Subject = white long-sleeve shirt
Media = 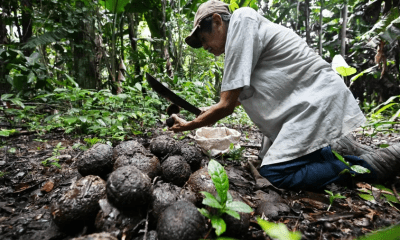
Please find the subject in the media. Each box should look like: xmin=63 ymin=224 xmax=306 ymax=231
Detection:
xmin=221 ymin=7 xmax=365 ymax=166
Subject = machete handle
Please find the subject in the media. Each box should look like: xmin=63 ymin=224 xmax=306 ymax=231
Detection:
xmin=166 ymin=117 xmax=175 ymax=128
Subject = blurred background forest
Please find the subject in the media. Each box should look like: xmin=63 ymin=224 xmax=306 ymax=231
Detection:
xmin=1 ymin=0 xmax=400 ymax=141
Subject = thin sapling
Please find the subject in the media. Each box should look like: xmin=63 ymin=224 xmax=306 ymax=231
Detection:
xmin=198 ymin=159 xmax=253 ymax=236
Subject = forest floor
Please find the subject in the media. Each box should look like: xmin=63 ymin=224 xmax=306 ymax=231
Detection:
xmin=0 ymin=124 xmax=400 ymax=240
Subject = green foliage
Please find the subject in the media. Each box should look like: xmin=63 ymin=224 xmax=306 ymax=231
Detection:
xmin=361 ymin=8 xmax=400 ymax=42
xmin=41 ymin=156 xmax=61 ymax=169
xmin=100 ymin=0 xmax=131 ymax=13
xmin=357 ymin=223 xmax=400 ymax=240
xmin=198 ymin=159 xmax=253 ymax=236
xmin=325 ymin=190 xmax=346 ymax=211
xmin=0 ymin=129 xmax=18 ymax=137
xmin=1 ymin=84 xmax=163 ymax=141
xmin=332 ymin=150 xmax=371 ymax=176
xmin=23 ymin=29 xmax=67 ymax=49
xmin=41 ymin=142 xmax=65 ymax=169
xmin=8 ymin=148 xmax=16 ymax=154
xmin=358 ymin=184 xmax=400 ymax=205
xmin=223 ymin=143 xmax=245 ymax=161
xmin=0 ymin=49 xmax=52 ymax=94
xmin=52 ymin=142 xmax=66 ymax=156
xmin=84 ymin=137 xmax=106 ymax=147
xmin=257 ymin=216 xmax=302 ymax=240
xmin=0 ymin=172 xmax=9 ymax=178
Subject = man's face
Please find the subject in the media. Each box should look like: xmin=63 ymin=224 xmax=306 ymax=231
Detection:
xmin=197 ymin=14 xmax=227 ymax=56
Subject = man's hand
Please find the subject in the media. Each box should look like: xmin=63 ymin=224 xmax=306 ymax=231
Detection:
xmin=168 ymin=88 xmax=242 ymax=133
xmin=168 ymin=114 xmax=188 ymax=132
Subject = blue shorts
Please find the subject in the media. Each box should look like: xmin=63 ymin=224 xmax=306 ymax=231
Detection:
xmin=259 ymin=146 xmax=377 ymax=191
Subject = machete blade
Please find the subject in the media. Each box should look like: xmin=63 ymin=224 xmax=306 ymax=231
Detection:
xmin=146 ymin=73 xmax=201 ymax=116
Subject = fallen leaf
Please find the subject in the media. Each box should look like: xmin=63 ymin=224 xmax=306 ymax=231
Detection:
xmin=41 ymin=180 xmax=54 ymax=193
xmin=365 ymin=209 xmax=376 ymax=221
xmin=341 ymin=228 xmax=351 ymax=233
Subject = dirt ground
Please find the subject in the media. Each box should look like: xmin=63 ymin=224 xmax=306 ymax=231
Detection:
xmin=0 ymin=125 xmax=400 ymax=240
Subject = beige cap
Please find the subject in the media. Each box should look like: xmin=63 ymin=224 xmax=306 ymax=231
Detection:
xmin=185 ymin=0 xmax=230 ymax=48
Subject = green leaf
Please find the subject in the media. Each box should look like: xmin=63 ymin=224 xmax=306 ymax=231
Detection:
xmin=27 ymin=72 xmax=36 ymax=83
xmin=135 ymin=82 xmax=142 ymax=92
xmin=211 ymin=216 xmax=226 ymax=236
xmin=325 ymin=190 xmax=333 ymax=196
xmin=64 ymin=117 xmax=78 ymax=124
xmin=380 ymin=17 xmax=400 ymax=44
xmin=361 ymin=8 xmax=400 ymax=41
xmin=373 ymin=184 xmax=394 ymax=193
xmin=208 ymin=160 xmax=229 ymax=204
xmin=357 ymin=224 xmax=400 ymax=240
xmin=1 ymin=94 xmax=13 ymax=101
xmin=383 ymin=194 xmax=400 ymax=204
xmin=23 ymin=29 xmax=67 ymax=49
xmin=97 ymin=119 xmax=107 ymax=127
xmin=100 ymin=0 xmax=131 ymax=13
xmin=332 ymin=55 xmax=357 ymax=77
xmin=223 ymin=209 xmax=240 ymax=220
xmin=350 ymin=165 xmax=371 ymax=174
xmin=11 ymin=99 xmax=25 ymax=109
xmin=0 ymin=130 xmax=10 ymax=137
xmin=65 ymin=74 xmax=79 ymax=88
xmin=227 ymin=192 xmax=233 ymax=202
xmin=202 ymin=196 xmax=223 ymax=209
xmin=79 ymin=116 xmax=89 ymax=123
xmin=336 ymin=66 xmax=357 ymax=77
xmin=257 ymin=217 xmax=302 ymax=240
xmin=50 ymin=161 xmax=62 ymax=169
xmin=358 ymin=193 xmax=376 ymax=202
xmin=225 ymin=201 xmax=253 ymax=213
xmin=350 ymin=66 xmax=377 ymax=83
xmin=198 ymin=208 xmax=211 ymax=219
xmin=332 ymin=150 xmax=350 ymax=167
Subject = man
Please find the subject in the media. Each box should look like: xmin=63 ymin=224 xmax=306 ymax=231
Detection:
xmin=169 ymin=0 xmax=400 ymax=191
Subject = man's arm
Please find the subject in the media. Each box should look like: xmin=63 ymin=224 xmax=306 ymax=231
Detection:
xmin=169 ymin=88 xmax=242 ymax=132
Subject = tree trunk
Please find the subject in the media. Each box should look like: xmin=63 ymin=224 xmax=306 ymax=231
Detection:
xmin=73 ymin=2 xmax=97 ymax=89
xmin=127 ymin=13 xmax=141 ymax=84
xmin=162 ymin=0 xmax=173 ymax=77
xmin=0 ymin=1 xmax=9 ymax=44
xmin=21 ymin=0 xmax=33 ymax=56
xmin=341 ymin=2 xmax=348 ymax=57
xmin=319 ymin=0 xmax=324 ymax=56
xmin=305 ymin=0 xmax=311 ymax=45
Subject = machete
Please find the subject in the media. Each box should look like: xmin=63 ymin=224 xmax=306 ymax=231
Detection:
xmin=146 ymin=73 xmax=201 ymax=127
